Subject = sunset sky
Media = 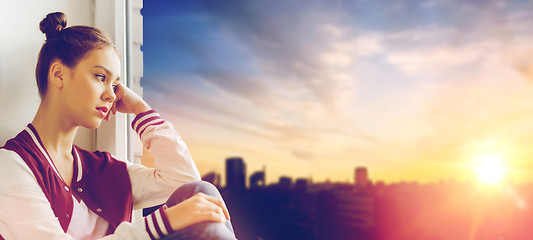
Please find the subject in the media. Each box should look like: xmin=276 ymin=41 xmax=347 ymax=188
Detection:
xmin=142 ymin=0 xmax=533 ymax=184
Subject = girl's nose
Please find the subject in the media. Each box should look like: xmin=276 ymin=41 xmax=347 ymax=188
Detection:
xmin=103 ymin=86 xmax=116 ymax=102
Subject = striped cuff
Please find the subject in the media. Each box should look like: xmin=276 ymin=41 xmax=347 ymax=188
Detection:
xmin=145 ymin=205 xmax=175 ymax=240
xmin=131 ymin=110 xmax=165 ymax=138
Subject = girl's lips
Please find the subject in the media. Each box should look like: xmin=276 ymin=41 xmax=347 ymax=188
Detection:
xmin=96 ymin=107 xmax=109 ymax=118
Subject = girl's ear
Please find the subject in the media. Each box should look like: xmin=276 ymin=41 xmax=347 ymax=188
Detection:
xmin=49 ymin=61 xmax=66 ymax=89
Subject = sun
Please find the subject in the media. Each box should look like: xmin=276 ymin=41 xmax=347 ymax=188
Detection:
xmin=474 ymin=153 xmax=506 ymax=184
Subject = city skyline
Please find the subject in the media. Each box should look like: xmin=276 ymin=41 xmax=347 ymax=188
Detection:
xmin=212 ymin=155 xmax=533 ymax=239
xmin=196 ymin=155 xmax=522 ymax=188
xmin=142 ymin=0 xmax=533 ymax=184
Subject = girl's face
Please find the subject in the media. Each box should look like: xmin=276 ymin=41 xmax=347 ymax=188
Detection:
xmin=61 ymin=47 xmax=121 ymax=129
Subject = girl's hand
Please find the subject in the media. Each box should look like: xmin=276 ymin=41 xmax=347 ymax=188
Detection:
xmin=105 ymin=82 xmax=151 ymax=120
xmin=164 ymin=193 xmax=231 ymax=231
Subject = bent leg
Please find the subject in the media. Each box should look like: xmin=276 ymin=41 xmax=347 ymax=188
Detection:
xmin=162 ymin=181 xmax=236 ymax=240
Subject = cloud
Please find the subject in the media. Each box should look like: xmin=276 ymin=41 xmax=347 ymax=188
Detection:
xmin=502 ymin=38 xmax=533 ymax=81
xmin=421 ymin=0 xmax=438 ymax=8
xmin=386 ymin=43 xmax=486 ymax=76
xmin=151 ymin=0 xmax=380 ymax=154
xmin=142 ymin=0 xmax=533 ymax=182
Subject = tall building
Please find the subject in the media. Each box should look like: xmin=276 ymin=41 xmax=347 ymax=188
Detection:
xmin=226 ymin=157 xmax=246 ymax=190
xmin=355 ymin=167 xmax=369 ymax=188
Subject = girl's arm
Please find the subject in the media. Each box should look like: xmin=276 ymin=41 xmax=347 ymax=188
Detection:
xmin=126 ymin=110 xmax=201 ymax=209
xmin=108 ymin=82 xmax=201 ymax=208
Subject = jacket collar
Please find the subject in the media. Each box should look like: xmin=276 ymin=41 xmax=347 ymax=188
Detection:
xmin=24 ymin=124 xmax=83 ymax=183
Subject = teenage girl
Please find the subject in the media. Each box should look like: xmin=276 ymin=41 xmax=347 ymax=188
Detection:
xmin=0 ymin=12 xmax=236 ymax=240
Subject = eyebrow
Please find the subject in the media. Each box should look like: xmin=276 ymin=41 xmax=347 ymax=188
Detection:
xmin=93 ymin=65 xmax=120 ymax=82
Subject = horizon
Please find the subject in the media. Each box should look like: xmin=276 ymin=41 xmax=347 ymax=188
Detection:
xmin=142 ymin=0 xmax=533 ymax=185
xmin=187 ymin=154 xmax=533 ymax=186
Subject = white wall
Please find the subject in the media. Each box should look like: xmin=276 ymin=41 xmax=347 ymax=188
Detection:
xmin=0 ymin=0 xmax=96 ymax=148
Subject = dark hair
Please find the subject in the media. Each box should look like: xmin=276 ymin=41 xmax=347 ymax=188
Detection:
xmin=35 ymin=12 xmax=114 ymax=98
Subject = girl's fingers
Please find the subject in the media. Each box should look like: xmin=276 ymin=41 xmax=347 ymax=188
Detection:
xmin=104 ymin=102 xmax=114 ymax=121
xmin=112 ymin=82 xmax=138 ymax=114
xmin=107 ymin=102 xmax=116 ymax=120
xmin=115 ymin=82 xmax=125 ymax=96
xmin=109 ymin=82 xmax=126 ymax=115
xmin=201 ymin=206 xmax=226 ymax=223
xmin=164 ymin=193 xmax=231 ymax=232
xmin=113 ymin=83 xmax=123 ymax=114
xmin=200 ymin=194 xmax=231 ymax=220
xmin=112 ymin=101 xmax=117 ymax=115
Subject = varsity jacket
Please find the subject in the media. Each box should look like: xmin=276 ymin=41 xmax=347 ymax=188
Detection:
xmin=0 ymin=110 xmax=201 ymax=239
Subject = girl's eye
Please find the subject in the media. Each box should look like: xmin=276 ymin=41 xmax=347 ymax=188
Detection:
xmin=112 ymin=84 xmax=118 ymax=92
xmin=95 ymin=74 xmax=106 ymax=82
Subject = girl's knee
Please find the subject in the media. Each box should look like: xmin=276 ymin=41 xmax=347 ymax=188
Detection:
xmin=167 ymin=181 xmax=221 ymax=206
xmin=182 ymin=181 xmax=218 ymax=194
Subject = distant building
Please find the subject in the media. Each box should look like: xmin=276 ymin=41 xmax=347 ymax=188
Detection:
xmin=334 ymin=188 xmax=374 ymax=229
xmin=355 ymin=167 xmax=369 ymax=188
xmin=295 ymin=178 xmax=309 ymax=192
xmin=316 ymin=185 xmax=375 ymax=239
xmin=278 ymin=176 xmax=293 ymax=190
xmin=374 ymin=180 xmax=386 ymax=196
xmin=226 ymin=157 xmax=246 ymax=190
xmin=250 ymin=170 xmax=265 ymax=189
xmin=202 ymin=172 xmax=221 ymax=188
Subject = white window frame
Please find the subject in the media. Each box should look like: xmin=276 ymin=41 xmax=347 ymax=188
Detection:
xmin=93 ymin=0 xmax=135 ymax=163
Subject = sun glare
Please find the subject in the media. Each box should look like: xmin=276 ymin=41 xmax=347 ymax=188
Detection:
xmin=474 ymin=153 xmax=506 ymax=184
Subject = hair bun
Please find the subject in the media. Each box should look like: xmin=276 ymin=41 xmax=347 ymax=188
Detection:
xmin=40 ymin=12 xmax=67 ymax=39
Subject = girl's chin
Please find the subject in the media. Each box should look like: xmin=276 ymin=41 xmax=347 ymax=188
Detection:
xmin=82 ymin=119 xmax=104 ymax=129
